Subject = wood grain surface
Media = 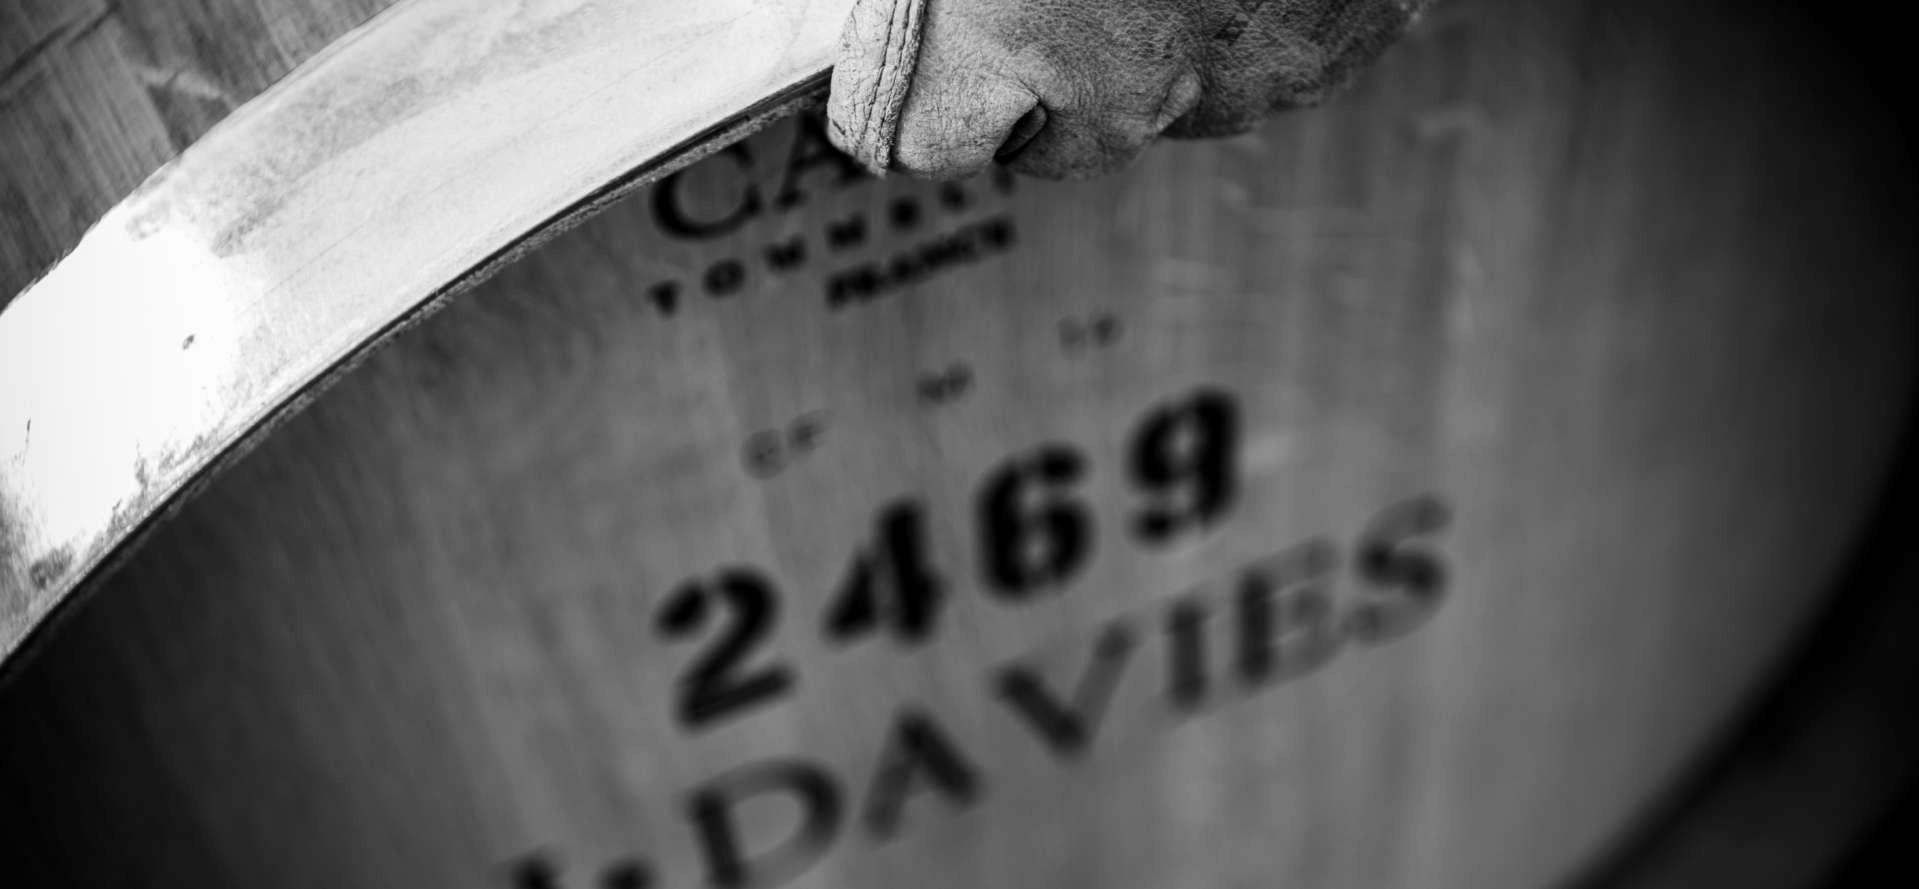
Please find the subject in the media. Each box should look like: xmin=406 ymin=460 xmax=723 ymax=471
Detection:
xmin=1 ymin=1 xmax=1916 ymax=888
xmin=0 ymin=0 xmax=853 ymax=657
xmin=1568 ymin=415 xmax=1919 ymax=889
xmin=0 ymin=0 xmax=391 ymax=302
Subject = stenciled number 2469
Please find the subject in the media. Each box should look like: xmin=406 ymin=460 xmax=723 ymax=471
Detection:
xmin=653 ymin=387 xmax=1382 ymax=732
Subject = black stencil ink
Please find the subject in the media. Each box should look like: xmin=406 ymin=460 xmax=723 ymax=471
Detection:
xmin=646 ymin=281 xmax=681 ymax=316
xmin=654 ymin=142 xmax=760 ymax=240
xmin=763 ymin=237 xmax=807 ymax=272
xmin=1058 ymin=314 xmax=1122 ymax=353
xmin=776 ymin=114 xmax=869 ymax=210
xmin=512 ymin=854 xmax=562 ymax=889
xmin=992 ymin=166 xmax=1018 ymax=194
xmin=938 ymin=181 xmax=970 ymax=211
xmin=890 ymin=197 xmax=922 ymax=231
xmin=977 ymin=444 xmax=1094 ymax=600
xmin=995 ymin=622 xmax=1138 ymax=759
xmin=704 ymin=259 xmax=745 ymax=297
xmin=916 ymin=363 xmax=974 ymax=405
xmin=825 ymin=214 xmax=868 ymax=251
xmin=743 ymin=432 xmax=785 ymax=478
xmin=509 ymin=855 xmax=653 ymax=889
xmin=1130 ymin=388 xmax=1240 ymax=544
xmin=979 ymin=216 xmax=1015 ymax=248
xmin=824 ymin=217 xmax=1017 ymax=309
xmin=824 ymin=500 xmax=947 ymax=647
xmin=1237 ymin=540 xmax=1343 ymax=687
xmin=742 ymin=414 xmax=827 ymax=480
xmin=1347 ymin=495 xmax=1452 ymax=644
xmin=862 ymin=710 xmax=983 ymax=841
xmin=601 ymin=861 xmax=654 ymax=889
xmin=1164 ymin=598 xmax=1211 ymax=710
xmin=685 ymin=760 xmax=844 ymax=889
xmin=789 ymin=414 xmax=824 ymax=451
xmin=655 ymin=568 xmax=796 ymax=730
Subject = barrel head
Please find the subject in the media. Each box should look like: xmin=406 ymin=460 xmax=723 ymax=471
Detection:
xmin=0 ymin=1 xmax=1914 ymax=888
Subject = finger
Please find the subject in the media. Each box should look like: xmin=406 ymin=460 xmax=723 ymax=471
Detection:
xmin=894 ymin=0 xmax=1203 ymax=179
xmin=1003 ymin=68 xmax=1205 ymax=180
xmin=889 ymin=51 xmax=1046 ymax=180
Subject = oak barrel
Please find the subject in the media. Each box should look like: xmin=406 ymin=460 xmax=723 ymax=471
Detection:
xmin=1 ymin=0 xmax=1915 ymax=887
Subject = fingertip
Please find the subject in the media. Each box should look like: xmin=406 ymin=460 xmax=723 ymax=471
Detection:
xmin=892 ymin=79 xmax=1045 ymax=179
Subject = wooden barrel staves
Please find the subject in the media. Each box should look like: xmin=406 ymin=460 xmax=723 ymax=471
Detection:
xmin=0 ymin=0 xmax=1914 ymax=887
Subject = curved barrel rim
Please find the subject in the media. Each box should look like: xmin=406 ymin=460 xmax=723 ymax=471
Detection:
xmin=0 ymin=0 xmax=852 ymax=671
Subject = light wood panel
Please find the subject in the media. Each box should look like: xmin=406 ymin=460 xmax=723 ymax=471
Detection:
xmin=0 ymin=0 xmax=852 ymax=658
xmin=0 ymin=0 xmax=392 ymax=302
xmin=1 ymin=1 xmax=1915 ymax=888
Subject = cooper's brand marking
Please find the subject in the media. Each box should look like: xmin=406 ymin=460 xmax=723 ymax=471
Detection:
xmin=641 ymin=115 xmax=1017 ymax=318
xmin=505 ymin=382 xmax=1452 ymax=889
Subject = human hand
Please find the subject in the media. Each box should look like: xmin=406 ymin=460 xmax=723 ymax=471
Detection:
xmin=827 ymin=0 xmax=1434 ymax=179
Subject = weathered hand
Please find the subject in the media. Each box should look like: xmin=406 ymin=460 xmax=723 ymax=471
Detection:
xmin=828 ymin=0 xmax=1434 ymax=180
